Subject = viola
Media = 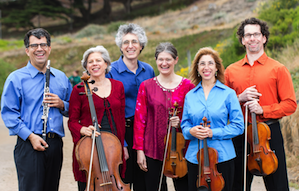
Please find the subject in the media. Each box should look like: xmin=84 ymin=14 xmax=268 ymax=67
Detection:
xmin=75 ymin=72 xmax=130 ymax=191
xmin=163 ymin=102 xmax=188 ymax=178
xmin=158 ymin=102 xmax=188 ymax=191
xmin=247 ymin=112 xmax=278 ymax=176
xmin=197 ymin=117 xmax=224 ymax=191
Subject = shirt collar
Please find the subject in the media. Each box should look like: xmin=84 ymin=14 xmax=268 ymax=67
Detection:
xmin=27 ymin=61 xmax=56 ymax=78
xmin=116 ymin=56 xmax=145 ymax=74
xmin=193 ymin=80 xmax=226 ymax=92
xmin=242 ymin=52 xmax=268 ymax=66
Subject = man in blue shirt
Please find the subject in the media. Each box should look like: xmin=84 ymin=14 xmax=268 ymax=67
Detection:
xmin=1 ymin=28 xmax=72 ymax=191
xmin=106 ymin=23 xmax=155 ymax=190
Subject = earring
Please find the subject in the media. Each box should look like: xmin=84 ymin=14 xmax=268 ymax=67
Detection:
xmin=215 ymin=71 xmax=217 ymax=77
xmin=198 ymin=72 xmax=200 ymax=77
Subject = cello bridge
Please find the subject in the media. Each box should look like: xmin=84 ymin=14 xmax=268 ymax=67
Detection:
xmin=100 ymin=182 xmax=113 ymax=187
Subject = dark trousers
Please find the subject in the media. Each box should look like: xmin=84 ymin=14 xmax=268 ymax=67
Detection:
xmin=14 ymin=135 xmax=63 ymax=191
xmin=78 ymin=181 xmax=86 ymax=191
xmin=232 ymin=122 xmax=289 ymax=191
xmin=144 ymin=156 xmax=188 ymax=191
xmin=187 ymin=158 xmax=234 ymax=191
xmin=123 ymin=123 xmax=146 ymax=191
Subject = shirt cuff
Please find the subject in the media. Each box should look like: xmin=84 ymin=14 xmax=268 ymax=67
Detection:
xmin=60 ymin=100 xmax=69 ymax=116
xmin=18 ymin=127 xmax=33 ymax=141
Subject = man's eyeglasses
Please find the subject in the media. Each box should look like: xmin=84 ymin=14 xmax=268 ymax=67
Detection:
xmin=28 ymin=43 xmax=48 ymax=50
xmin=122 ymin=40 xmax=139 ymax=47
xmin=244 ymin=32 xmax=262 ymax=40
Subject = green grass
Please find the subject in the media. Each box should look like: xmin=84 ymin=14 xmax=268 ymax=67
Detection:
xmin=0 ymin=39 xmax=23 ymax=51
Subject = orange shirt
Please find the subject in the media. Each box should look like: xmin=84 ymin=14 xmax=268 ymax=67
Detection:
xmin=225 ymin=52 xmax=297 ymax=122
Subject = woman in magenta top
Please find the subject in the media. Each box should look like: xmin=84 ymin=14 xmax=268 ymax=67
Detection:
xmin=68 ymin=46 xmax=126 ymax=191
xmin=133 ymin=42 xmax=195 ymax=191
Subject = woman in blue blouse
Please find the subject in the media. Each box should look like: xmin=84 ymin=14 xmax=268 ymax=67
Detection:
xmin=181 ymin=47 xmax=244 ymax=191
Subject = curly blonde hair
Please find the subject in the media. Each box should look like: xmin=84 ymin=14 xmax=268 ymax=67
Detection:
xmin=189 ymin=47 xmax=224 ymax=86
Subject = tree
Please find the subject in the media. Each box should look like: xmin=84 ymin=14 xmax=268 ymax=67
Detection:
xmin=0 ymin=0 xmax=70 ymax=28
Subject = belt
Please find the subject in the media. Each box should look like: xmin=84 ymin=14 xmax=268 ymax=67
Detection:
xmin=264 ymin=119 xmax=279 ymax=126
xmin=39 ymin=133 xmax=60 ymax=139
xmin=125 ymin=116 xmax=134 ymax=128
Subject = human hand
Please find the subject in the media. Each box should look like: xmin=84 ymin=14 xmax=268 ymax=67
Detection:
xmin=238 ymin=85 xmax=262 ymax=102
xmin=137 ymin=150 xmax=148 ymax=172
xmin=28 ymin=133 xmax=48 ymax=151
xmin=189 ymin=125 xmax=211 ymax=140
xmin=44 ymin=93 xmax=64 ymax=110
xmin=244 ymin=99 xmax=263 ymax=114
xmin=80 ymin=125 xmax=101 ymax=137
xmin=169 ymin=116 xmax=180 ymax=128
xmin=124 ymin=147 xmax=129 ymax=160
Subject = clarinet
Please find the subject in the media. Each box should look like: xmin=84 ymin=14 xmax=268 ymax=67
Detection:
xmin=41 ymin=60 xmax=51 ymax=141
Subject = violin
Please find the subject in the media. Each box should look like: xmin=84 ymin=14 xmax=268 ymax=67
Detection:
xmin=164 ymin=102 xmax=188 ymax=178
xmin=75 ymin=72 xmax=130 ymax=191
xmin=197 ymin=117 xmax=224 ymax=191
xmin=158 ymin=102 xmax=188 ymax=191
xmin=247 ymin=112 xmax=278 ymax=176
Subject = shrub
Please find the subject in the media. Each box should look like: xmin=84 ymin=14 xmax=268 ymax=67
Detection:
xmin=75 ymin=24 xmax=106 ymax=38
xmin=107 ymin=21 xmax=126 ymax=34
xmin=0 ymin=59 xmax=17 ymax=102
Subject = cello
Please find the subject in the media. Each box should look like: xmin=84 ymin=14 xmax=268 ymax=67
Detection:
xmin=197 ymin=117 xmax=224 ymax=191
xmin=247 ymin=112 xmax=278 ymax=176
xmin=75 ymin=72 xmax=130 ymax=191
xmin=158 ymin=102 xmax=188 ymax=191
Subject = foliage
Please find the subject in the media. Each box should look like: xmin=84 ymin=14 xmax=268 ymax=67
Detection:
xmin=0 ymin=0 xmax=70 ymax=28
xmin=107 ymin=22 xmax=126 ymax=34
xmin=74 ymin=24 xmax=107 ymax=38
xmin=258 ymin=0 xmax=299 ymax=49
xmin=0 ymin=59 xmax=17 ymax=100
xmin=52 ymin=36 xmax=73 ymax=45
xmin=176 ymin=67 xmax=189 ymax=78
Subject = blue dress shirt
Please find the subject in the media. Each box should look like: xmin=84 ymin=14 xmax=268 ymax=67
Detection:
xmin=181 ymin=80 xmax=244 ymax=164
xmin=106 ymin=56 xmax=155 ymax=118
xmin=1 ymin=61 xmax=72 ymax=140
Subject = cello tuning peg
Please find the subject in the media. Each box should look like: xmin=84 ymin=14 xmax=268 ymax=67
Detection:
xmin=89 ymin=80 xmax=95 ymax=84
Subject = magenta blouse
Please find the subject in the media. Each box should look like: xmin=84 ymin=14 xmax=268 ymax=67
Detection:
xmin=133 ymin=77 xmax=195 ymax=161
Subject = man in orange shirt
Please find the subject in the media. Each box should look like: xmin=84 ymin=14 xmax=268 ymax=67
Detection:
xmin=225 ymin=17 xmax=297 ymax=191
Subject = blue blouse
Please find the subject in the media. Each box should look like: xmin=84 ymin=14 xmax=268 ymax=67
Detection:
xmin=181 ymin=80 xmax=244 ymax=164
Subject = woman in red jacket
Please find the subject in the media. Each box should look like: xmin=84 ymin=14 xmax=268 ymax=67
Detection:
xmin=68 ymin=45 xmax=126 ymax=191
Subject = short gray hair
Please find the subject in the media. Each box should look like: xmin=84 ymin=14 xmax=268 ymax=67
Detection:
xmin=81 ymin=45 xmax=111 ymax=74
xmin=155 ymin=42 xmax=178 ymax=60
xmin=115 ymin=23 xmax=148 ymax=50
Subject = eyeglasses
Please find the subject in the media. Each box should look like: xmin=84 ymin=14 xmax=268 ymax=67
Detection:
xmin=122 ymin=40 xmax=139 ymax=47
xmin=244 ymin=32 xmax=262 ymax=40
xmin=28 ymin=43 xmax=48 ymax=50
